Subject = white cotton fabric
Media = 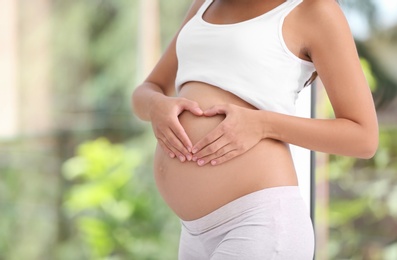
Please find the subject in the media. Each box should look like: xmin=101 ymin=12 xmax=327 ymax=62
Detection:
xmin=178 ymin=186 xmax=315 ymax=260
xmin=175 ymin=0 xmax=316 ymax=115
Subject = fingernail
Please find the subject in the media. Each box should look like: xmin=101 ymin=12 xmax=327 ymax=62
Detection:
xmin=186 ymin=154 xmax=192 ymax=161
xmin=192 ymin=148 xmax=198 ymax=154
xmin=169 ymin=153 xmax=175 ymax=158
xmin=192 ymin=156 xmax=197 ymax=162
xmin=179 ymin=155 xmax=186 ymax=162
xmin=211 ymin=160 xmax=217 ymax=166
xmin=198 ymin=159 xmax=204 ymax=166
xmin=187 ymin=147 xmax=192 ymax=153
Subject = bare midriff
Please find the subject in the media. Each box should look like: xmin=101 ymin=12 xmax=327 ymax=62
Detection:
xmin=153 ymin=82 xmax=298 ymax=221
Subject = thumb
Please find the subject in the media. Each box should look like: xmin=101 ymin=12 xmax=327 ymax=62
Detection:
xmin=182 ymin=100 xmax=203 ymax=116
xmin=204 ymin=104 xmax=228 ymax=117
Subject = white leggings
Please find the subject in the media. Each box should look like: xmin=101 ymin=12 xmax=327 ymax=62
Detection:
xmin=179 ymin=186 xmax=314 ymax=260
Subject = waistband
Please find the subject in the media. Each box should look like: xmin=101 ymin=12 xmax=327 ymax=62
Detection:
xmin=181 ymin=186 xmax=303 ymax=234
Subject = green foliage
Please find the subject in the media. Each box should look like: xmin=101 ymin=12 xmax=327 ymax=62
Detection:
xmin=53 ymin=0 xmax=141 ymax=133
xmin=361 ymin=57 xmax=378 ymax=91
xmin=158 ymin=0 xmax=191 ymax=46
xmin=0 ymin=1 xmax=395 ymax=259
xmin=63 ymin=138 xmax=140 ymax=214
xmin=62 ymin=137 xmax=179 ymax=260
xmin=49 ymin=1 xmax=189 ymax=258
xmin=328 ymin=128 xmax=397 ymax=259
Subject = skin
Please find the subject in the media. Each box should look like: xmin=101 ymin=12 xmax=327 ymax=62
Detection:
xmin=133 ymin=0 xmax=378 ymax=164
xmin=132 ymin=0 xmax=379 ymax=219
xmin=133 ymin=0 xmax=206 ymax=161
xmin=191 ymin=0 xmax=379 ymax=166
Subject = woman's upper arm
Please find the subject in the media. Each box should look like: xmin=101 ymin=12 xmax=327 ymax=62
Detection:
xmin=143 ymin=0 xmax=205 ymax=96
xmin=303 ymin=0 xmax=378 ymax=131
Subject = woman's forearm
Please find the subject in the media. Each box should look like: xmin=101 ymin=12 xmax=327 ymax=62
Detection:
xmin=132 ymin=82 xmax=204 ymax=161
xmin=132 ymin=83 xmax=166 ymax=121
xmin=262 ymin=111 xmax=378 ymax=159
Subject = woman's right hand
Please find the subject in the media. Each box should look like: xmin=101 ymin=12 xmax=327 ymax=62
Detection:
xmin=149 ymin=94 xmax=203 ymax=162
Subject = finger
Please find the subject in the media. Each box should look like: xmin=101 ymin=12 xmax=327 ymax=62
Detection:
xmin=156 ymin=129 xmax=185 ymax=161
xmin=192 ymin=125 xmax=226 ymax=155
xmin=193 ymin=135 xmax=228 ymax=163
xmin=196 ymin=143 xmax=234 ymax=166
xmin=209 ymin=149 xmax=240 ymax=166
xmin=162 ymin=135 xmax=188 ymax=162
xmin=157 ymin=133 xmax=181 ymax=158
xmin=203 ymin=104 xmax=228 ymax=117
xmin=169 ymin=121 xmax=193 ymax=153
xmin=164 ymin=127 xmax=194 ymax=162
xmin=181 ymin=100 xmax=203 ymax=116
xmin=157 ymin=138 xmax=176 ymax=159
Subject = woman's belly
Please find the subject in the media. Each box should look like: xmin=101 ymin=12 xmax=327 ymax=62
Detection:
xmin=154 ymin=82 xmax=298 ymax=220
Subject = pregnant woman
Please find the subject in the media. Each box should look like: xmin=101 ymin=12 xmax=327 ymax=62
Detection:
xmin=132 ymin=0 xmax=378 ymax=259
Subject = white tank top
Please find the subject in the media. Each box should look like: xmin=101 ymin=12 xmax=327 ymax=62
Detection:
xmin=175 ymin=0 xmax=316 ymax=115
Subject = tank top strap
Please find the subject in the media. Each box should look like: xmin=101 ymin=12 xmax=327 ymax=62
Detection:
xmin=198 ymin=0 xmax=303 ymax=23
xmin=280 ymin=0 xmax=303 ymax=18
xmin=196 ymin=0 xmax=213 ymax=17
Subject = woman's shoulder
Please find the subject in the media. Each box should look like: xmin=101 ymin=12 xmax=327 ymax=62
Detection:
xmin=297 ymin=0 xmax=347 ymax=25
xmin=299 ymin=0 xmax=341 ymax=12
xmin=294 ymin=0 xmax=351 ymax=40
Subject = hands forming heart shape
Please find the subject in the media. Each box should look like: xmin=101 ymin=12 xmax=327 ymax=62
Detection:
xmin=150 ymin=96 xmax=264 ymax=167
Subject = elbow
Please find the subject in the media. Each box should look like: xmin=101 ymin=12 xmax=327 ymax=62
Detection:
xmin=131 ymin=84 xmax=157 ymax=121
xmin=358 ymin=146 xmax=377 ymax=160
xmin=131 ymin=86 xmax=145 ymax=116
xmin=357 ymin=132 xmax=379 ymax=159
xmin=131 ymin=87 xmax=145 ymax=120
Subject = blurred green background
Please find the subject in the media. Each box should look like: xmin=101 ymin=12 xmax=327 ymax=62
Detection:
xmin=0 ymin=0 xmax=396 ymax=259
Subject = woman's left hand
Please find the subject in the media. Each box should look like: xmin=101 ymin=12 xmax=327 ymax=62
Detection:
xmin=191 ymin=104 xmax=265 ymax=166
